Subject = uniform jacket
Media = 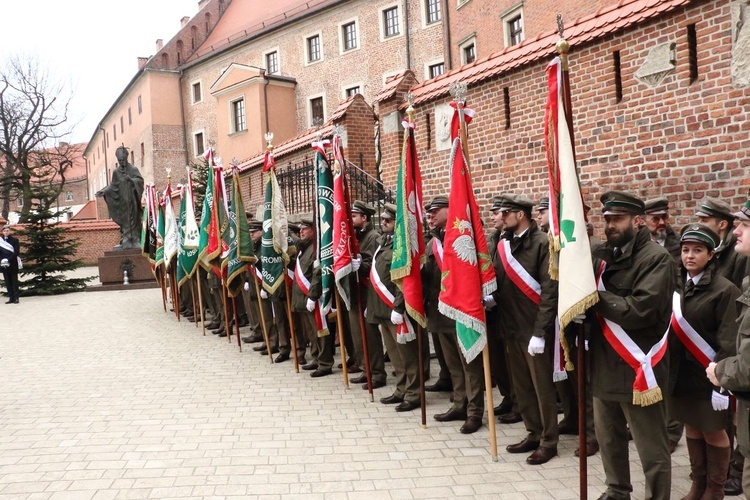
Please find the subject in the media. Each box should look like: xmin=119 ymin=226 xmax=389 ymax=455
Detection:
xmin=291 ymin=237 xmax=321 ymax=312
xmin=670 ymin=265 xmax=739 ymax=398
xmin=590 ymin=226 xmax=677 ymax=402
xmin=365 ymin=234 xmax=404 ymax=324
xmin=349 ymin=223 xmax=381 ymax=309
xmin=491 ymin=221 xmax=558 ymax=343
xmin=421 ymin=228 xmax=456 ymax=333
xmin=716 ymin=282 xmax=750 ymax=453
xmin=662 ymin=225 xmax=682 ymax=287
xmin=714 ymin=231 xmax=750 ymax=289
xmin=0 ymin=235 xmax=20 ymax=271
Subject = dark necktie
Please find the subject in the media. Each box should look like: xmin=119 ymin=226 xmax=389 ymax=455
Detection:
xmin=685 ymin=279 xmax=695 ymax=293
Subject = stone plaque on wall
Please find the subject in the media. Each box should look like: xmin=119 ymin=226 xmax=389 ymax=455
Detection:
xmin=635 ymin=42 xmax=676 ymax=87
xmin=382 ymin=111 xmax=401 ymax=135
xmin=732 ymin=1 xmax=750 ymax=87
xmin=434 ymin=103 xmax=453 ymax=152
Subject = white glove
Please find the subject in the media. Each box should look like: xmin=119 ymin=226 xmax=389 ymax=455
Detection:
xmin=572 ymin=314 xmax=586 ymax=324
xmin=483 ymin=295 xmax=496 ymax=309
xmin=0 ymin=258 xmax=8 ymax=268
xmin=527 ymin=336 xmax=545 ymax=356
xmin=306 ymin=298 xmax=316 ymax=312
xmin=260 ymin=289 xmax=268 ymax=299
xmin=711 ymin=390 xmax=729 ymax=411
xmin=352 ymin=255 xmax=362 ymax=272
xmin=244 ymin=281 xmax=250 ymax=291
xmin=391 ymin=311 xmax=404 ymax=324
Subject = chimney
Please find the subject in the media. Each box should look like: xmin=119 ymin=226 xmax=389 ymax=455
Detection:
xmin=156 ymin=39 xmax=163 ymax=52
xmin=198 ymin=0 xmax=209 ymax=10
xmin=181 ymin=16 xmax=190 ymax=28
xmin=137 ymin=57 xmax=149 ymax=69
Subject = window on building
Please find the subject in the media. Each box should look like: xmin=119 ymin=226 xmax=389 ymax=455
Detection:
xmin=113 ymin=124 xmax=117 ymax=141
xmin=428 ymin=62 xmax=445 ymax=79
xmin=462 ymin=43 xmax=476 ymax=64
xmin=192 ymin=82 xmax=202 ymax=103
xmin=140 ymin=143 xmax=145 ymax=167
xmin=265 ymin=51 xmax=279 ymax=74
xmin=345 ymin=86 xmax=360 ymax=98
xmin=383 ymin=7 xmax=400 ymax=38
xmin=310 ymin=97 xmax=324 ymax=126
xmin=128 ymin=108 xmax=132 ymax=125
xmin=232 ymin=98 xmax=246 ymax=133
xmin=138 ymin=95 xmax=142 ymax=114
xmin=342 ymin=22 xmax=357 ymax=51
xmin=65 ymin=191 xmax=74 ymax=202
xmin=507 ymin=15 xmax=524 ymax=46
xmin=120 ymin=116 xmax=124 ymax=133
xmin=194 ymin=132 xmax=205 ymax=156
xmin=307 ymin=35 xmax=321 ymax=62
xmin=426 ymin=0 xmax=442 ymax=24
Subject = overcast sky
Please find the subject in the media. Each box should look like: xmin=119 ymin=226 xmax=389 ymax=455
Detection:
xmin=0 ymin=0 xmax=198 ymax=145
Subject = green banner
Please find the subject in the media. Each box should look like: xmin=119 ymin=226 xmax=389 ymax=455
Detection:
xmin=222 ymin=172 xmax=254 ymax=297
xmin=315 ymin=149 xmax=333 ymax=312
xmin=261 ymin=170 xmax=289 ymax=295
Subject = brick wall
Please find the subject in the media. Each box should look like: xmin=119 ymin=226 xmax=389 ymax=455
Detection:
xmin=11 ymin=220 xmax=120 ymax=266
xmin=379 ymin=0 xmax=750 ymax=238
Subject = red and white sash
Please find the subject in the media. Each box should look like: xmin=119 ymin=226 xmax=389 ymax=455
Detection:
xmin=498 ymin=239 xmax=541 ymax=305
xmin=0 ymin=238 xmax=13 ymax=254
xmin=370 ymin=246 xmax=415 ymax=344
xmin=670 ymin=291 xmax=715 ymax=368
xmin=295 ymin=257 xmax=329 ymax=337
xmin=433 ymin=238 xmax=444 ymax=271
xmin=596 ymin=262 xmax=669 ymax=406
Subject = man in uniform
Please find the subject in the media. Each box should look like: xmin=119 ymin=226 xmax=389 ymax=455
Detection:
xmin=368 ymin=203 xmax=420 ymax=411
xmin=536 ymin=196 xmax=550 ymax=232
xmin=291 ymin=218 xmax=333 ymax=377
xmin=0 ymin=225 xmax=20 ymax=304
xmin=424 ymin=195 xmax=484 ymax=434
xmin=348 ymin=200 xmax=386 ymax=389
xmin=491 ymin=194 xmax=559 ymax=464
xmin=590 ymin=191 xmax=675 ymax=500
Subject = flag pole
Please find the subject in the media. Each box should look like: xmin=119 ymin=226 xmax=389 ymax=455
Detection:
xmin=253 ymin=268 xmax=274 ymax=363
xmin=417 ymin=324 xmax=427 ymax=428
xmin=452 ymin=80 xmax=498 ymax=461
xmin=171 ymin=263 xmax=181 ymax=322
xmin=221 ymin=278 xmax=231 ymax=343
xmin=190 ymin=279 xmax=199 ymax=329
xmin=285 ymin=280 xmax=301 ymax=373
xmin=334 ymin=288 xmax=350 ymax=388
xmin=355 ymin=283 xmax=374 ymax=401
xmin=159 ymin=268 xmax=167 ymax=312
xmin=196 ymin=272 xmax=206 ymax=335
xmin=232 ymin=295 xmax=242 ymax=351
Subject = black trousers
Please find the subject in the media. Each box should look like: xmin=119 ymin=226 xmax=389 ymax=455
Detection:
xmin=2 ymin=266 xmax=19 ymax=302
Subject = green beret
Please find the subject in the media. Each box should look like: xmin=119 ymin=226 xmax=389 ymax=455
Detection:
xmin=680 ymin=223 xmax=719 ymax=249
xmin=644 ymin=198 xmax=669 ymax=215
xmin=695 ymin=197 xmax=734 ymax=222
xmin=600 ymin=190 xmax=645 ymax=215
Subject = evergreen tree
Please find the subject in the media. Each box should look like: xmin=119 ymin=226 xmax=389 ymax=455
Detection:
xmin=18 ymin=172 xmax=92 ymax=295
xmin=190 ymin=157 xmax=209 ymax=219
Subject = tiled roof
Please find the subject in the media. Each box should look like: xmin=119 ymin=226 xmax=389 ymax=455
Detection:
xmin=408 ymin=0 xmax=693 ymax=107
xmin=373 ymin=70 xmax=412 ymax=104
xmin=237 ymin=95 xmax=363 ymax=171
xmin=65 ymin=220 xmax=119 ymax=232
xmin=70 ymin=200 xmax=97 ymax=220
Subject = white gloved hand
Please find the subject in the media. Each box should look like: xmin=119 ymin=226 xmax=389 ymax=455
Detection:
xmin=527 ymin=336 xmax=546 ymax=356
xmin=351 ymin=255 xmax=362 ymax=272
xmin=711 ymin=390 xmax=729 ymax=411
xmin=306 ymin=298 xmax=316 ymax=312
xmin=0 ymin=258 xmax=8 ymax=268
xmin=260 ymin=289 xmax=268 ymax=299
xmin=391 ymin=311 xmax=404 ymax=324
xmin=483 ymin=295 xmax=497 ymax=309
xmin=572 ymin=314 xmax=586 ymax=324
xmin=244 ymin=281 xmax=250 ymax=291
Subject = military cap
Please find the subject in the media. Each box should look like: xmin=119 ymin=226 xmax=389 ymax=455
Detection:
xmin=680 ymin=223 xmax=719 ymax=249
xmin=351 ymin=200 xmax=376 ymax=217
xmin=644 ymin=198 xmax=669 ymax=216
xmin=600 ymin=190 xmax=645 ymax=215
xmin=381 ymin=203 xmax=397 ymax=220
xmin=733 ymin=196 xmax=750 ymax=222
xmin=499 ymin=194 xmax=535 ymax=212
xmin=245 ymin=210 xmax=255 ymax=219
xmin=489 ymin=195 xmax=504 ymax=212
xmin=537 ymin=196 xmax=550 ymax=211
xmin=288 ymin=222 xmax=301 ymax=233
xmin=695 ymin=197 xmax=734 ymax=222
xmin=427 ymin=195 xmax=449 ymax=212
xmin=299 ymin=218 xmax=315 ymax=228
xmin=248 ymin=220 xmax=263 ymax=231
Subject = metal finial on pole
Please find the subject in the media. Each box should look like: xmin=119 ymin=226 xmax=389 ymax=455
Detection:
xmin=264 ymin=131 xmax=274 ymax=152
xmin=449 ymin=80 xmax=468 ymax=103
xmin=332 ymin=124 xmax=344 ymax=137
xmin=556 ymin=14 xmax=570 ymax=69
xmin=405 ymin=92 xmax=415 ymax=123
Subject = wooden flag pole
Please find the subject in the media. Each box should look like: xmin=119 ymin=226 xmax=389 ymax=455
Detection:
xmin=253 ymin=271 xmax=274 ymax=363
xmin=284 ymin=280 xmax=301 ymax=373
xmin=334 ymin=288 xmax=349 ymax=388
xmin=221 ymin=279 xmax=231 ymax=343
xmin=190 ymin=278 xmax=199 ymax=329
xmin=355 ymin=282 xmax=374 ymax=402
xmin=232 ymin=295 xmax=242 ymax=351
xmin=159 ymin=268 xmax=167 ymax=312
xmin=196 ymin=271 xmax=206 ymax=335
xmin=482 ymin=345 xmax=498 ymax=461
xmin=416 ymin=324 xmax=427 ymax=428
xmin=171 ymin=263 xmax=180 ymax=322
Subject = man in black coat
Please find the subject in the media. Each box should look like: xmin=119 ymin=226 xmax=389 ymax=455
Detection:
xmin=0 ymin=225 xmax=21 ymax=304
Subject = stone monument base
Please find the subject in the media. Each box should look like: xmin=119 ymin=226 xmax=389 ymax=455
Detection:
xmin=95 ymin=248 xmax=159 ymax=289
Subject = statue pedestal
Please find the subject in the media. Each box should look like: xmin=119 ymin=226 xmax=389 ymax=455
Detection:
xmin=97 ymin=248 xmax=157 ymax=286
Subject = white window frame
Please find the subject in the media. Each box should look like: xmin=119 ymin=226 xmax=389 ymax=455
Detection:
xmin=458 ymin=35 xmax=477 ymax=65
xmin=193 ymin=130 xmax=206 ymax=157
xmin=343 ymin=83 xmax=363 ymax=100
xmin=230 ymin=97 xmax=247 ymax=134
xmin=378 ymin=4 xmax=403 ymax=42
xmin=263 ymin=47 xmax=281 ymax=74
xmin=421 ymin=0 xmax=443 ymax=27
xmin=304 ymin=31 xmax=324 ymax=66
xmin=424 ymin=59 xmax=445 ymax=80
xmin=338 ymin=18 xmax=360 ymax=54
xmin=65 ymin=191 xmax=74 ymax=202
xmin=308 ymin=93 xmax=326 ymax=127
xmin=191 ymin=80 xmax=202 ymax=104
xmin=501 ymin=3 xmax=525 ymax=48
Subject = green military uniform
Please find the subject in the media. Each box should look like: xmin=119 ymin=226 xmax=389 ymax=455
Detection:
xmin=423 ymin=229 xmax=452 ymax=391
xmin=590 ymin=192 xmax=675 ymax=500
xmin=491 ymin=195 xmax=559 ymax=455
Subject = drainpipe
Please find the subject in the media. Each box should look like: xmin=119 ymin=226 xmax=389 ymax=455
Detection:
xmin=99 ymin=124 xmax=108 ymax=184
xmin=403 ymin=0 xmax=411 ymax=69
xmin=263 ymin=70 xmax=270 ymax=135
xmin=442 ymin=0 xmax=452 ymax=70
xmin=178 ymin=70 xmax=190 ymax=168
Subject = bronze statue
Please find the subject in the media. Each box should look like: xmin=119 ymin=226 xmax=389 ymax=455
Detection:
xmin=96 ymin=145 xmax=144 ymax=250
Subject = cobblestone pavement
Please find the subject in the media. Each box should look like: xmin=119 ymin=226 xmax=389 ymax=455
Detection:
xmin=0 ymin=271 xmax=699 ymax=499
